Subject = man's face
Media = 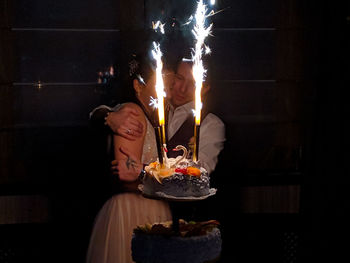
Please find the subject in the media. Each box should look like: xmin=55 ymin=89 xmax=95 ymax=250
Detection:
xmin=170 ymin=62 xmax=195 ymax=107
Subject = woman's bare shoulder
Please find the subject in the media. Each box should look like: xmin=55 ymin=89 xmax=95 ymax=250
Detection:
xmin=120 ymin=102 xmax=144 ymax=114
xmin=120 ymin=103 xmax=146 ymax=126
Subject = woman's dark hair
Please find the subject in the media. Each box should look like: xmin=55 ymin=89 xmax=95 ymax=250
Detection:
xmin=119 ymin=50 xmax=155 ymax=104
xmin=117 ymin=28 xmax=188 ymax=103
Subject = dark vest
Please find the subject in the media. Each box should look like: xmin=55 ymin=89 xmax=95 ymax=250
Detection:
xmin=166 ymin=114 xmax=195 ymax=159
xmin=165 ymin=109 xmax=208 ymax=159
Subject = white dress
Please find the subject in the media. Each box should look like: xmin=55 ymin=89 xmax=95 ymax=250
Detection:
xmin=86 ymin=118 xmax=172 ymax=263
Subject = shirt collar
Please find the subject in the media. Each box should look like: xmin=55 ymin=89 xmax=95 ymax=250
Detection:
xmin=169 ymin=101 xmax=195 ymax=113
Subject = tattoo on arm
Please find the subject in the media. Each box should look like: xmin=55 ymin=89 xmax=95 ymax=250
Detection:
xmin=126 ymin=157 xmax=138 ymax=170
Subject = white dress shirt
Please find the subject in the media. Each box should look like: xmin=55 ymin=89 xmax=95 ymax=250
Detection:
xmin=167 ymin=101 xmax=226 ymax=174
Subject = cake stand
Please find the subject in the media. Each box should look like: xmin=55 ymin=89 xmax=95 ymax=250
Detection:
xmin=138 ymin=185 xmax=217 ymax=232
xmin=135 ymin=178 xmax=221 ymax=263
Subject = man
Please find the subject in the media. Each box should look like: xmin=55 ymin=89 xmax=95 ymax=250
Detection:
xmin=165 ymin=61 xmax=224 ymax=174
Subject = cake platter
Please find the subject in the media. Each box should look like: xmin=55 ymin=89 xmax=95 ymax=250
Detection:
xmin=138 ymin=184 xmax=217 ymax=202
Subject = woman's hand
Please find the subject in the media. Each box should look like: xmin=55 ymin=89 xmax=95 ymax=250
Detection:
xmin=105 ymin=105 xmax=144 ymax=140
xmin=111 ymin=146 xmax=142 ymax=182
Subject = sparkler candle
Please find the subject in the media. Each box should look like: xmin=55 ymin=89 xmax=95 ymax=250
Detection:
xmin=151 ymin=41 xmax=167 ymax=163
xmin=191 ymin=0 xmax=213 ymax=162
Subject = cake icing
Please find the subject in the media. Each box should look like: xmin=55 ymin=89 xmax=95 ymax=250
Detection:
xmin=131 ymin=220 xmax=222 ymax=263
xmin=142 ymin=145 xmax=213 ymax=198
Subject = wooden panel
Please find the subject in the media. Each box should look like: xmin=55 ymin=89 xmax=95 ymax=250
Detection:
xmin=0 ymin=195 xmax=49 ymax=224
xmin=276 ymin=0 xmax=304 ymax=29
xmin=219 ymin=122 xmax=303 ymax=171
xmin=145 ymin=0 xmax=277 ymax=28
xmin=145 ymin=0 xmax=195 ymax=26
xmin=12 ymin=84 xmax=109 ymax=125
xmin=223 ymin=122 xmax=276 ymax=170
xmin=13 ymin=0 xmax=121 ymax=29
xmin=0 ymin=85 xmax=15 ymax=184
xmin=0 ymin=125 xmax=109 ymax=194
xmin=276 ymin=29 xmax=304 ymax=81
xmin=12 ymin=126 xmax=95 ymax=161
xmin=0 ymin=29 xmax=14 ymax=83
xmin=274 ymin=81 xmax=304 ymax=122
xmin=210 ymin=30 xmax=276 ymax=80
xmin=212 ymin=0 xmax=278 ymax=28
xmin=0 ymin=0 xmax=12 ymax=28
xmin=0 ymin=131 xmax=15 ymax=184
xmin=117 ymin=0 xmax=145 ymax=30
xmin=206 ymin=80 xmax=277 ymax=122
xmin=0 ymin=125 xmax=105 ymax=188
xmin=13 ymin=30 xmax=121 ymax=83
xmin=204 ymin=79 xmax=304 ymax=171
xmin=0 ymin=85 xmax=14 ymax=127
xmin=240 ymin=185 xmax=300 ymax=213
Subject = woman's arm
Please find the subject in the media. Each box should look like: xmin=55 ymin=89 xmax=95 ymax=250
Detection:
xmin=112 ymin=103 xmax=146 ymax=191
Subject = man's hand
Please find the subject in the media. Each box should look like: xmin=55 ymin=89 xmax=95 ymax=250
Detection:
xmin=111 ymin=146 xmax=142 ymax=182
xmin=105 ymin=105 xmax=143 ymax=140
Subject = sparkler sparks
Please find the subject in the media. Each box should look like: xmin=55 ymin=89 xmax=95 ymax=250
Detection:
xmin=204 ymin=45 xmax=211 ymax=55
xmin=150 ymin=19 xmax=168 ymax=162
xmin=152 ymin=20 xmax=165 ymax=34
xmin=189 ymin=0 xmax=215 ymax=162
xmin=151 ymin=40 xmax=166 ymax=149
xmin=149 ymin=96 xmax=158 ymax=109
xmin=191 ymin=0 xmax=213 ymax=125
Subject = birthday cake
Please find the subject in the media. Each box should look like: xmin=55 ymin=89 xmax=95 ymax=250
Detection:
xmin=140 ymin=145 xmax=216 ymax=199
xmin=131 ymin=219 xmax=222 ymax=263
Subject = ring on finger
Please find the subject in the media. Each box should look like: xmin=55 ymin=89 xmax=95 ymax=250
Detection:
xmin=126 ymin=128 xmax=132 ymax=135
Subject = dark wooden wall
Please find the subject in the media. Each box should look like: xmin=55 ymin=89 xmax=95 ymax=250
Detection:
xmin=1 ymin=0 xmax=348 ymax=262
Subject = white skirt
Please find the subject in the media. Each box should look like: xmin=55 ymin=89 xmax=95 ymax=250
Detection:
xmin=86 ymin=192 xmax=171 ymax=263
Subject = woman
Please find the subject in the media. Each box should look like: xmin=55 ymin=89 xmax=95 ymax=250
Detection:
xmin=86 ymin=53 xmax=173 ymax=263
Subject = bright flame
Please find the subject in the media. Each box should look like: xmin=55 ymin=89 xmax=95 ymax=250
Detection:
xmin=191 ymin=0 xmax=213 ymax=125
xmin=151 ymin=41 xmax=165 ymax=126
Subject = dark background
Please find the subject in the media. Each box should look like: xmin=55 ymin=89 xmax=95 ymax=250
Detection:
xmin=0 ymin=0 xmax=349 ymax=262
